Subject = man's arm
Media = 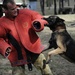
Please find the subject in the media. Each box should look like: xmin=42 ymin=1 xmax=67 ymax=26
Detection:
xmin=0 ymin=26 xmax=11 ymax=57
xmin=0 ymin=38 xmax=11 ymax=57
xmin=25 ymin=9 xmax=48 ymax=31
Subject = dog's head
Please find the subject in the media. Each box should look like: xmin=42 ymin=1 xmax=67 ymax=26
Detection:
xmin=44 ymin=16 xmax=66 ymax=31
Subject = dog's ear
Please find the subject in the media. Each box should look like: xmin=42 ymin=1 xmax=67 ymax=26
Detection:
xmin=56 ymin=17 xmax=65 ymax=23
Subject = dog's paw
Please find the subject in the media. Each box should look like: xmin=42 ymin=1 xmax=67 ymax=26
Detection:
xmin=46 ymin=59 xmax=52 ymax=64
xmin=46 ymin=55 xmax=52 ymax=64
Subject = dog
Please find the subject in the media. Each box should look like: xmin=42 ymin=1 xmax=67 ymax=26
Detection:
xmin=43 ymin=16 xmax=75 ymax=63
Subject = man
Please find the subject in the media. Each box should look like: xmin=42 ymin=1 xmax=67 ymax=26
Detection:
xmin=0 ymin=0 xmax=53 ymax=75
xmin=44 ymin=16 xmax=75 ymax=63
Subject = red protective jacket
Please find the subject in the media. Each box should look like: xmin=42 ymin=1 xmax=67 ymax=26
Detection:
xmin=0 ymin=9 xmax=48 ymax=66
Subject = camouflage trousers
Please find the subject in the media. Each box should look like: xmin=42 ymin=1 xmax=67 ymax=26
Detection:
xmin=12 ymin=53 xmax=53 ymax=75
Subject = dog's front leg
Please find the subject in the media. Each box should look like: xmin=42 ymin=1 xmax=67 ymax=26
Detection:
xmin=46 ymin=47 xmax=65 ymax=64
xmin=46 ymin=35 xmax=66 ymax=63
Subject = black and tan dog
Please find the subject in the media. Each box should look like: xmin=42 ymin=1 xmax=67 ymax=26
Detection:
xmin=44 ymin=16 xmax=75 ymax=63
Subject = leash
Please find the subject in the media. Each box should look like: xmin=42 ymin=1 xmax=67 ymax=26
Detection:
xmin=7 ymin=33 xmax=33 ymax=71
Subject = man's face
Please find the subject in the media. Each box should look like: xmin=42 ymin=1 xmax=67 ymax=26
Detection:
xmin=6 ymin=2 xmax=18 ymax=17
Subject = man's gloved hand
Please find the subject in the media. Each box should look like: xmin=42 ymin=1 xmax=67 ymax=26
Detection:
xmin=5 ymin=48 xmax=11 ymax=57
xmin=33 ymin=21 xmax=41 ymax=29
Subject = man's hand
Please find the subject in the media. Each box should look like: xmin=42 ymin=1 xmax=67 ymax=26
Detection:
xmin=5 ymin=48 xmax=11 ymax=57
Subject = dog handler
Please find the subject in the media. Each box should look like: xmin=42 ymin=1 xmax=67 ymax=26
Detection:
xmin=0 ymin=0 xmax=53 ymax=75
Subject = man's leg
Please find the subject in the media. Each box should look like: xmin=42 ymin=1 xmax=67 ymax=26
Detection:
xmin=33 ymin=53 xmax=53 ymax=75
xmin=12 ymin=65 xmax=25 ymax=75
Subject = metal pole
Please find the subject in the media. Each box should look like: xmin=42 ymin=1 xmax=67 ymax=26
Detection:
xmin=40 ymin=0 xmax=45 ymax=15
xmin=61 ymin=0 xmax=64 ymax=8
xmin=54 ymin=0 xmax=57 ymax=15
xmin=22 ymin=0 xmax=26 ymax=8
xmin=68 ymin=0 xmax=70 ymax=6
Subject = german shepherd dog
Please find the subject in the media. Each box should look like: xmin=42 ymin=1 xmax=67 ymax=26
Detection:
xmin=43 ymin=16 xmax=75 ymax=63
